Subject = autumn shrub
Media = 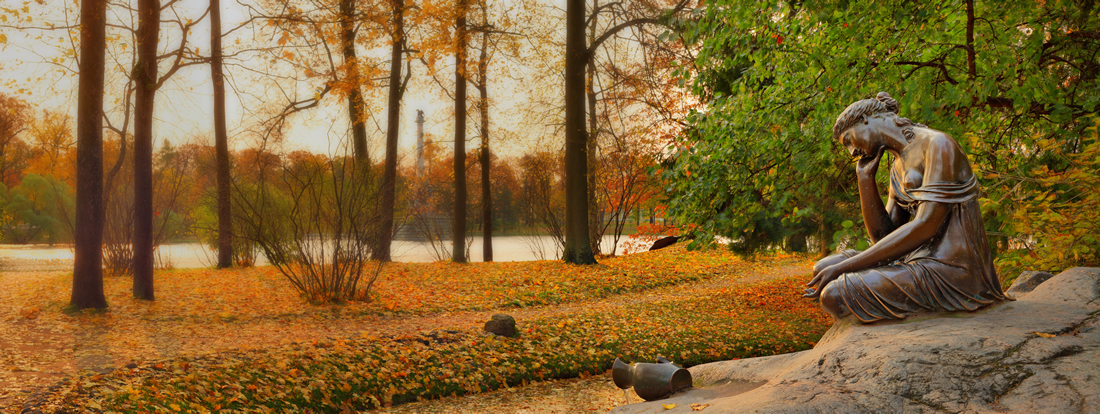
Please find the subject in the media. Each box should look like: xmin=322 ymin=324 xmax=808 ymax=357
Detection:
xmin=100 ymin=136 xmax=194 ymax=276
xmin=990 ymin=117 xmax=1100 ymax=281
xmin=405 ymin=170 xmax=466 ymax=261
xmin=56 ymin=276 xmax=828 ymax=412
xmin=234 ymin=150 xmax=383 ymax=303
xmin=194 ymin=183 xmax=277 ymax=267
xmin=517 ymin=151 xmax=567 ymax=258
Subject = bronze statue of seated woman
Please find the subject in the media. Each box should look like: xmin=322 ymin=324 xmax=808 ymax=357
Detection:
xmin=804 ymin=92 xmax=1009 ymax=323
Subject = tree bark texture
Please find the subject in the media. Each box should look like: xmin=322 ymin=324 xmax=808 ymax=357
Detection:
xmin=965 ymin=0 xmax=976 ymax=81
xmin=131 ymin=0 xmax=160 ymax=301
xmin=452 ymin=0 xmax=468 ymax=263
xmin=478 ymin=28 xmax=491 ymax=262
xmin=585 ymin=40 xmax=600 ymax=256
xmin=72 ymin=0 xmax=109 ymax=309
xmin=378 ymin=0 xmax=404 ymax=262
xmin=341 ymin=0 xmax=370 ymax=163
xmin=563 ymin=0 xmax=596 ymax=264
xmin=211 ymin=0 xmax=233 ymax=269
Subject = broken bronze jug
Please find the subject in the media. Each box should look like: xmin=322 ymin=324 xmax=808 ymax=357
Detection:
xmin=612 ymin=357 xmax=692 ymax=401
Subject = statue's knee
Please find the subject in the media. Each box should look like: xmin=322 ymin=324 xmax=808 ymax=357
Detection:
xmin=813 ymin=253 xmax=846 ymax=275
xmin=812 ymin=260 xmax=826 ymax=276
xmin=820 ymin=281 xmax=849 ymax=318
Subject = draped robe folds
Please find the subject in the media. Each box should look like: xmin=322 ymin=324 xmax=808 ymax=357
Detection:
xmin=829 ymin=161 xmax=1009 ymax=323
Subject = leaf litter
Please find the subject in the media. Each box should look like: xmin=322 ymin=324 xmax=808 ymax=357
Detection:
xmin=0 ymin=247 xmax=829 ymax=412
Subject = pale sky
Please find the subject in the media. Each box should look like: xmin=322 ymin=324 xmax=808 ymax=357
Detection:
xmin=0 ymin=0 xmax=571 ymax=162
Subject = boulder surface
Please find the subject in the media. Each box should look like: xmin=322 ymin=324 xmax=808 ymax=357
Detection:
xmin=1005 ymin=270 xmax=1057 ymax=298
xmin=614 ymin=267 xmax=1100 ymax=413
xmin=484 ymin=313 xmax=517 ymax=338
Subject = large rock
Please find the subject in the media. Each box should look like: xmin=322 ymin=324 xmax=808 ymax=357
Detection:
xmin=1005 ymin=270 xmax=1056 ymax=298
xmin=484 ymin=314 xmax=517 ymax=338
xmin=614 ymin=267 xmax=1100 ymax=413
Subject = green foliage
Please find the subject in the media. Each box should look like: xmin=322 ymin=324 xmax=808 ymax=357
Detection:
xmin=995 ymin=117 xmax=1100 ymax=279
xmin=221 ymin=179 xmax=296 ymax=267
xmin=832 ymin=219 xmax=870 ymax=251
xmin=667 ymin=0 xmax=1100 ymax=265
xmin=194 ymin=188 xmax=262 ymax=267
xmin=0 ymin=173 xmax=74 ymax=244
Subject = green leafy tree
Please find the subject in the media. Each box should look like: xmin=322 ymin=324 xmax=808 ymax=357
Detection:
xmin=667 ymin=0 xmax=1100 ymax=264
xmin=0 ymin=174 xmax=75 ymax=244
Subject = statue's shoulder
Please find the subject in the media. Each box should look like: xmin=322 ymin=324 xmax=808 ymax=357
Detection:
xmin=915 ymin=128 xmax=962 ymax=155
xmin=912 ymin=125 xmax=952 ymax=142
xmin=915 ymin=128 xmax=975 ymax=180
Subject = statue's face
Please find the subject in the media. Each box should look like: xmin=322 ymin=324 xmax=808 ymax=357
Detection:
xmin=837 ymin=120 xmax=877 ymax=160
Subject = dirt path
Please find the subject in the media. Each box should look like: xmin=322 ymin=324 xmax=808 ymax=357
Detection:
xmin=0 ymin=262 xmax=811 ymax=412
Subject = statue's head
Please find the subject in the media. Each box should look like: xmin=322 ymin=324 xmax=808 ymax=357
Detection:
xmin=832 ymin=92 xmax=922 ymax=157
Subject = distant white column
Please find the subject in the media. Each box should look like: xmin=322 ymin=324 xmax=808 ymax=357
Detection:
xmin=416 ymin=110 xmax=425 ymax=177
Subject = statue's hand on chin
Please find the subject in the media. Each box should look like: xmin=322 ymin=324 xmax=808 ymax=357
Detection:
xmin=856 ymin=146 xmax=887 ymax=179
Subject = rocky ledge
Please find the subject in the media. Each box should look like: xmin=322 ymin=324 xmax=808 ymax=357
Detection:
xmin=615 ymin=267 xmax=1100 ymax=413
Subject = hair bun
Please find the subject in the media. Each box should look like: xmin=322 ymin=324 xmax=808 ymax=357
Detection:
xmin=876 ymin=92 xmax=899 ymax=113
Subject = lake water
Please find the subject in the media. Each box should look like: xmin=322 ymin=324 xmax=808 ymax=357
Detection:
xmin=0 ymin=235 xmax=638 ymax=273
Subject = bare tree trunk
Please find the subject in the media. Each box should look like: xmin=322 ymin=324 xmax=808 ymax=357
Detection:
xmin=71 ymin=0 xmax=108 ymax=309
xmin=563 ymin=0 xmax=595 ymax=264
xmin=586 ymin=54 xmax=599 ymax=256
xmin=132 ymin=0 xmax=160 ymax=301
xmin=477 ymin=29 xmax=491 ymax=262
xmin=341 ymin=0 xmax=369 ymax=163
xmin=378 ymin=0 xmax=404 ymax=262
xmin=211 ymin=0 xmax=233 ymax=269
xmin=965 ymin=0 xmax=976 ymax=81
xmin=452 ymin=0 xmax=468 ymax=263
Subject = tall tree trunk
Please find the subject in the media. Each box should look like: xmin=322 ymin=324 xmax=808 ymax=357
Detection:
xmin=341 ymin=0 xmax=370 ymax=163
xmin=378 ymin=0 xmax=404 ymax=262
xmin=586 ymin=55 xmax=599 ymax=256
xmin=452 ymin=0 xmax=468 ymax=263
xmin=71 ymin=0 xmax=109 ymax=309
xmin=563 ymin=0 xmax=595 ymax=264
xmin=211 ymin=0 xmax=233 ymax=269
xmin=132 ymin=0 xmax=160 ymax=301
xmin=477 ymin=28 xmax=491 ymax=262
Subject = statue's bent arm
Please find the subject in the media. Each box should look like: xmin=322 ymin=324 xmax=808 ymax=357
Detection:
xmin=859 ymin=170 xmax=896 ymax=243
xmin=885 ymin=197 xmax=910 ymax=235
xmin=835 ymin=200 xmax=949 ymax=273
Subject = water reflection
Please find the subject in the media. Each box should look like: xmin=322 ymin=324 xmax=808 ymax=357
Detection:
xmin=0 ymin=236 xmax=634 ymax=273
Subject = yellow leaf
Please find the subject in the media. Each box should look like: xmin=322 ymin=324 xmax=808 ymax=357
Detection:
xmin=0 ymin=33 xmax=6 ymax=43
xmin=1033 ymin=331 xmax=1056 ymax=338
xmin=169 ymin=403 xmax=181 ymax=411
xmin=663 ymin=403 xmax=677 ymax=410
